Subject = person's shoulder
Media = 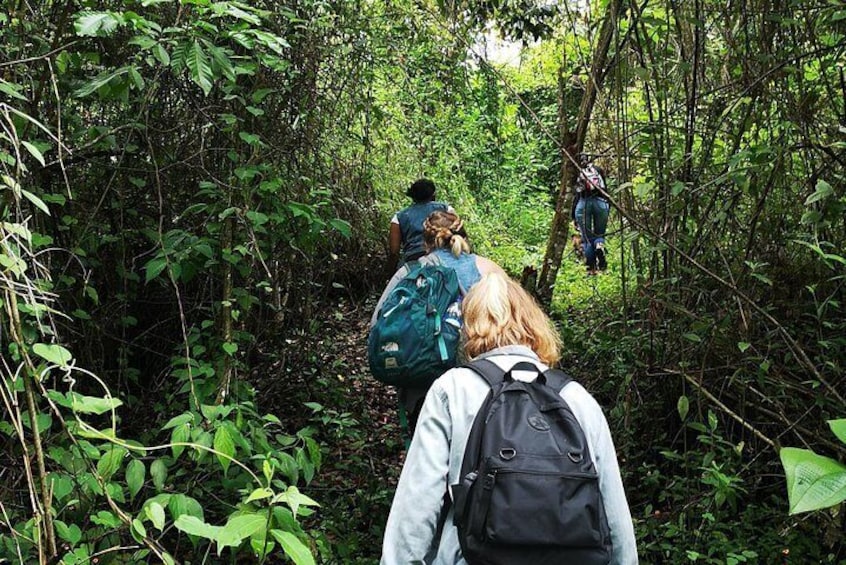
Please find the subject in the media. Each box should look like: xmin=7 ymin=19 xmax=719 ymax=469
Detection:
xmin=394 ymin=203 xmax=415 ymax=222
xmin=418 ymin=253 xmax=439 ymax=266
xmin=431 ymin=365 xmax=485 ymax=394
xmin=560 ymin=380 xmax=604 ymax=416
xmin=474 ymin=255 xmax=506 ymax=276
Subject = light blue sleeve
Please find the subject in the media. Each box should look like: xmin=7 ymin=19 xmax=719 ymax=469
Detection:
xmin=381 ymin=386 xmax=452 ymax=564
xmin=370 ymin=265 xmax=409 ymax=328
xmin=563 ymin=385 xmax=639 ymax=565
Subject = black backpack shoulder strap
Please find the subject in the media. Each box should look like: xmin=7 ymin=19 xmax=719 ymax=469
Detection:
xmin=543 ymin=368 xmax=574 ymax=393
xmin=463 ymin=358 xmax=506 ymax=388
xmin=444 ymin=358 xmax=505 ymax=522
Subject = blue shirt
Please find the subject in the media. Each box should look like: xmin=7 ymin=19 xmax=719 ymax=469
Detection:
xmin=394 ymin=201 xmax=449 ymax=260
xmin=430 ymin=249 xmax=481 ymax=291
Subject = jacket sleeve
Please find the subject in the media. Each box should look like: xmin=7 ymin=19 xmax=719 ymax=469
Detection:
xmin=381 ymin=386 xmax=452 ymax=564
xmin=563 ymin=386 xmax=638 ymax=565
xmin=370 ymin=265 xmax=409 ymax=328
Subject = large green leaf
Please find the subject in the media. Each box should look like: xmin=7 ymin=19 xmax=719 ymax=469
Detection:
xmin=216 ymin=513 xmax=267 ymax=549
xmin=75 ymin=12 xmax=124 ymax=37
xmin=245 ymin=487 xmax=273 ymax=504
xmin=146 ymin=501 xmax=166 ymax=531
xmin=54 ymin=520 xmax=82 ymax=545
xmin=22 ymin=189 xmax=50 ymax=215
xmin=131 ymin=518 xmax=147 ymax=542
xmin=46 ymin=391 xmax=122 ymax=415
xmin=21 ymin=141 xmax=46 ymax=167
xmin=171 ymin=423 xmax=190 ymax=458
xmin=150 ymin=458 xmax=168 ymax=491
xmin=216 ymin=2 xmax=263 ymax=25
xmin=829 ymin=419 xmax=846 ymax=444
xmin=204 ymin=41 xmax=236 ymax=82
xmin=186 ymin=40 xmax=214 ymax=96
xmin=97 ymin=446 xmax=127 ymax=480
xmin=272 ymin=486 xmax=319 ymax=518
xmin=141 ymin=493 xmax=172 ymax=518
xmin=270 ymin=530 xmax=315 ymax=565
xmin=162 ymin=412 xmax=193 ymax=430
xmin=49 ymin=473 xmax=74 ymax=501
xmin=174 ymin=515 xmax=220 ymax=541
xmin=144 ymin=257 xmax=167 ymax=283
xmin=168 ymin=493 xmax=204 ymax=522
xmin=677 ymin=395 xmax=689 ymax=421
xmin=804 ymin=179 xmax=834 ymax=205
xmin=780 ymin=447 xmax=846 ymax=514
xmin=126 ymin=459 xmax=145 ymax=498
xmin=214 ymin=425 xmax=235 ymax=473
xmin=74 ymin=67 xmax=132 ymax=98
xmin=0 ymin=78 xmax=27 ymax=101
xmin=33 ymin=343 xmax=72 ymax=367
xmin=329 ymin=218 xmax=351 ymax=238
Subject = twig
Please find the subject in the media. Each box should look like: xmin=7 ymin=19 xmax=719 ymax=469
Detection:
xmin=671 ymin=369 xmax=777 ymax=449
xmin=0 ymin=41 xmax=80 ymax=69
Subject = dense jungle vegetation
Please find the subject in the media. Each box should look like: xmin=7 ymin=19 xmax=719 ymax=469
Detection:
xmin=1 ymin=0 xmax=845 ymax=563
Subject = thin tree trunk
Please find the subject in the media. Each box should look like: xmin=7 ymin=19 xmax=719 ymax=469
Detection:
xmin=537 ymin=0 xmax=624 ymax=303
xmin=4 ymin=289 xmax=57 ymax=560
xmin=217 ymin=215 xmax=234 ymax=404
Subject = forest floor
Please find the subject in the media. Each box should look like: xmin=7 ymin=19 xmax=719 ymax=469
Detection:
xmin=259 ymin=293 xmax=401 ymax=562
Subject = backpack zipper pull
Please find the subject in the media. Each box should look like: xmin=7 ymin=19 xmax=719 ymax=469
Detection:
xmin=381 ymin=296 xmax=407 ymax=318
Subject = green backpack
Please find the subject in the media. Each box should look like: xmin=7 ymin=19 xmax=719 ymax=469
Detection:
xmin=368 ymin=264 xmax=462 ymax=388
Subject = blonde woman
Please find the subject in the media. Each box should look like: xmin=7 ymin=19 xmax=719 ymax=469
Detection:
xmin=371 ymin=211 xmax=505 ymax=438
xmin=381 ymin=273 xmax=638 ymax=564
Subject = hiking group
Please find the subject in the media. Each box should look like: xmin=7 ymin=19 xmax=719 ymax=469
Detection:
xmin=369 ymin=174 xmax=636 ymax=564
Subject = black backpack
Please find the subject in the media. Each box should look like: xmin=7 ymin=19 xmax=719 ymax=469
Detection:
xmin=450 ymin=359 xmax=612 ymax=565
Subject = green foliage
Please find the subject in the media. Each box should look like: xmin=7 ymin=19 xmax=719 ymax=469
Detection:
xmin=2 ymin=0 xmax=846 ymax=561
xmin=780 ymin=420 xmax=846 ymax=515
xmin=0 ymin=0 xmax=371 ymax=561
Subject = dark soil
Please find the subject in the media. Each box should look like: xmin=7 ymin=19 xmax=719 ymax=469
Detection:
xmin=256 ymin=293 xmax=401 ymax=563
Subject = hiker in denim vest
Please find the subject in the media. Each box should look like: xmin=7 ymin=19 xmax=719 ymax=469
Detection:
xmin=374 ymin=211 xmax=505 ymax=441
xmin=387 ymin=178 xmax=454 ymax=276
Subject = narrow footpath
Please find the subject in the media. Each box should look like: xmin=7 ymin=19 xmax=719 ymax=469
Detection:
xmin=279 ymin=294 xmax=402 ymax=563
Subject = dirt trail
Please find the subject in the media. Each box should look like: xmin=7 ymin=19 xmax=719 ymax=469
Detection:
xmin=289 ymin=294 xmax=402 ymax=562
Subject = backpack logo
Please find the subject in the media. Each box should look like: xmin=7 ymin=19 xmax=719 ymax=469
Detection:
xmin=527 ymin=414 xmax=550 ymax=431
xmin=450 ymin=359 xmax=612 ymax=564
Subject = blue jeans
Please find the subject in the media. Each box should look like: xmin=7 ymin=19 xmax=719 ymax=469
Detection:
xmin=575 ymin=195 xmax=610 ymax=269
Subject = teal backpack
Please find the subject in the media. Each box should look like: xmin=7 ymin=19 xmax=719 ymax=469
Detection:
xmin=368 ymin=264 xmax=462 ymax=388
